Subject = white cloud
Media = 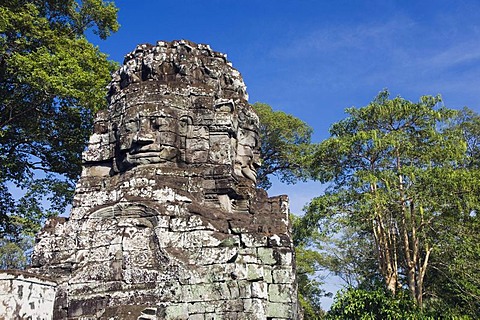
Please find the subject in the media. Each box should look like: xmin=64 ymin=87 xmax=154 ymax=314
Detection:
xmin=419 ymin=40 xmax=480 ymax=70
xmin=279 ymin=13 xmax=480 ymax=107
xmin=272 ymin=15 xmax=416 ymax=59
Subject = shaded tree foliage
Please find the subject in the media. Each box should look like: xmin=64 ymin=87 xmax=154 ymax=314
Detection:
xmin=327 ymin=286 xmax=427 ymax=320
xmin=252 ymin=103 xmax=324 ymax=316
xmin=0 ymin=236 xmax=33 ymax=269
xmin=296 ymin=245 xmax=327 ymax=319
xmin=292 ymin=215 xmax=328 ymax=319
xmin=252 ymin=102 xmax=314 ymax=189
xmin=0 ymin=0 xmax=119 ymax=267
xmin=421 ymin=107 xmax=480 ymax=317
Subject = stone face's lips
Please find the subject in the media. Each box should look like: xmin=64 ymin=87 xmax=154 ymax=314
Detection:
xmin=129 ymin=151 xmax=163 ymax=157
xmin=126 ymin=149 xmax=178 ymax=165
xmin=128 ymin=146 xmax=177 ymax=155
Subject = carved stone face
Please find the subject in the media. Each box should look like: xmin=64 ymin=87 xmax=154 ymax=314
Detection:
xmin=110 ymin=99 xmax=261 ymax=184
xmin=83 ymin=41 xmax=262 ymax=187
xmin=235 ymin=127 xmax=261 ymax=183
xmin=114 ymin=105 xmax=180 ymax=170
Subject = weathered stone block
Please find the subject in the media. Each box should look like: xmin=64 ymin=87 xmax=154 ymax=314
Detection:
xmin=238 ymin=248 xmax=259 ymax=264
xmin=269 ymin=283 xmax=292 ymax=303
xmin=266 ymin=302 xmax=292 ymax=318
xmin=233 ymin=263 xmax=248 ymax=280
xmin=0 ymin=271 xmax=56 ymax=320
xmin=257 ymin=247 xmax=278 ymax=265
xmin=170 ymin=215 xmax=210 ymax=231
xmin=216 ymin=299 xmax=244 ymax=312
xmin=189 ymin=314 xmax=206 ymax=320
xmin=263 ymin=265 xmax=273 ymax=283
xmin=241 ymin=233 xmax=268 ymax=247
xmin=243 ymin=298 xmax=267 ymax=318
xmin=251 ymin=281 xmax=268 ymax=299
xmin=188 ymin=301 xmax=208 ymax=314
xmin=226 ymin=281 xmax=240 ymax=299
xmin=238 ymin=280 xmax=252 ymax=298
xmin=276 ymin=249 xmax=294 ymax=266
xmin=272 ymin=269 xmax=294 ymax=284
xmin=247 ymin=264 xmax=264 ymax=281
xmin=183 ymin=283 xmax=230 ymax=302
xmin=165 ymin=303 xmax=189 ymax=319
xmin=185 ymin=247 xmax=239 ymax=265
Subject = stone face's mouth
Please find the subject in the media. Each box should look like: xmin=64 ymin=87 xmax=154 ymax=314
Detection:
xmin=128 ymin=151 xmax=162 ymax=158
xmin=128 ymin=144 xmax=163 ymax=155
xmin=126 ymin=147 xmax=179 ymax=163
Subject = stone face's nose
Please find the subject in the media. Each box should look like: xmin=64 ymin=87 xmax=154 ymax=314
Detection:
xmin=252 ymin=151 xmax=261 ymax=169
xmin=132 ymin=117 xmax=155 ymax=146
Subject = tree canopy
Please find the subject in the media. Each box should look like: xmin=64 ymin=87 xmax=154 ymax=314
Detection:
xmin=250 ymin=103 xmax=328 ymax=315
xmin=0 ymin=0 xmax=119 ymax=266
xmin=299 ymin=90 xmax=480 ymax=317
xmin=252 ymin=102 xmax=314 ymax=189
xmin=326 ymin=286 xmax=423 ymax=320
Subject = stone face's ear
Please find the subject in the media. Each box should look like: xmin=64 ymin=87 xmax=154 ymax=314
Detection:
xmin=178 ymin=115 xmax=193 ymax=135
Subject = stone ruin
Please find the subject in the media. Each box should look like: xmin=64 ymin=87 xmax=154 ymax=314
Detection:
xmin=7 ymin=40 xmax=300 ymax=319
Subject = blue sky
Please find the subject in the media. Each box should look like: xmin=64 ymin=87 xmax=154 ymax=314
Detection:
xmin=90 ymin=0 xmax=480 ymax=209
xmin=89 ymin=0 xmax=480 ymax=305
xmin=92 ymin=1 xmax=480 ymax=126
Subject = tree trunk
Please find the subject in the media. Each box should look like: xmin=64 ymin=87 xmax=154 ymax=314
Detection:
xmin=373 ymin=214 xmax=398 ymax=295
xmin=371 ymin=182 xmax=399 ymax=295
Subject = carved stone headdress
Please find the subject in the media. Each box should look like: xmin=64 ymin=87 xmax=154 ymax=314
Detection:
xmin=82 ymin=40 xmax=260 ymax=189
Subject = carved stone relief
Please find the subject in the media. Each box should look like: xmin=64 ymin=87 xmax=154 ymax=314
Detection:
xmin=27 ymin=40 xmax=300 ymax=320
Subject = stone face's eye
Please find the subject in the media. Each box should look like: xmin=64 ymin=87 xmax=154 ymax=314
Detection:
xmin=125 ymin=120 xmax=138 ymax=132
xmin=151 ymin=118 xmax=160 ymax=130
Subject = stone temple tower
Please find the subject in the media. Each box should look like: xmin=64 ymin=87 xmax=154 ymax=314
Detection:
xmin=29 ymin=40 xmax=299 ymax=319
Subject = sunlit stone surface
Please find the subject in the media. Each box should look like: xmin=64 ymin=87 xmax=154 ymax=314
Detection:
xmin=27 ymin=40 xmax=299 ymax=319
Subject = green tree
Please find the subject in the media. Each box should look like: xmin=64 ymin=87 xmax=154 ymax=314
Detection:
xmin=421 ymin=108 xmax=480 ymax=317
xmin=424 ymin=213 xmax=480 ymax=318
xmin=296 ymin=245 xmax=327 ymax=319
xmin=0 ymin=0 xmax=119 ymax=267
xmin=292 ymin=215 xmax=328 ymax=319
xmin=327 ymin=286 xmax=427 ymax=320
xmin=252 ymin=102 xmax=314 ymax=189
xmin=0 ymin=236 xmax=33 ymax=269
xmin=302 ymin=90 xmax=480 ymax=309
